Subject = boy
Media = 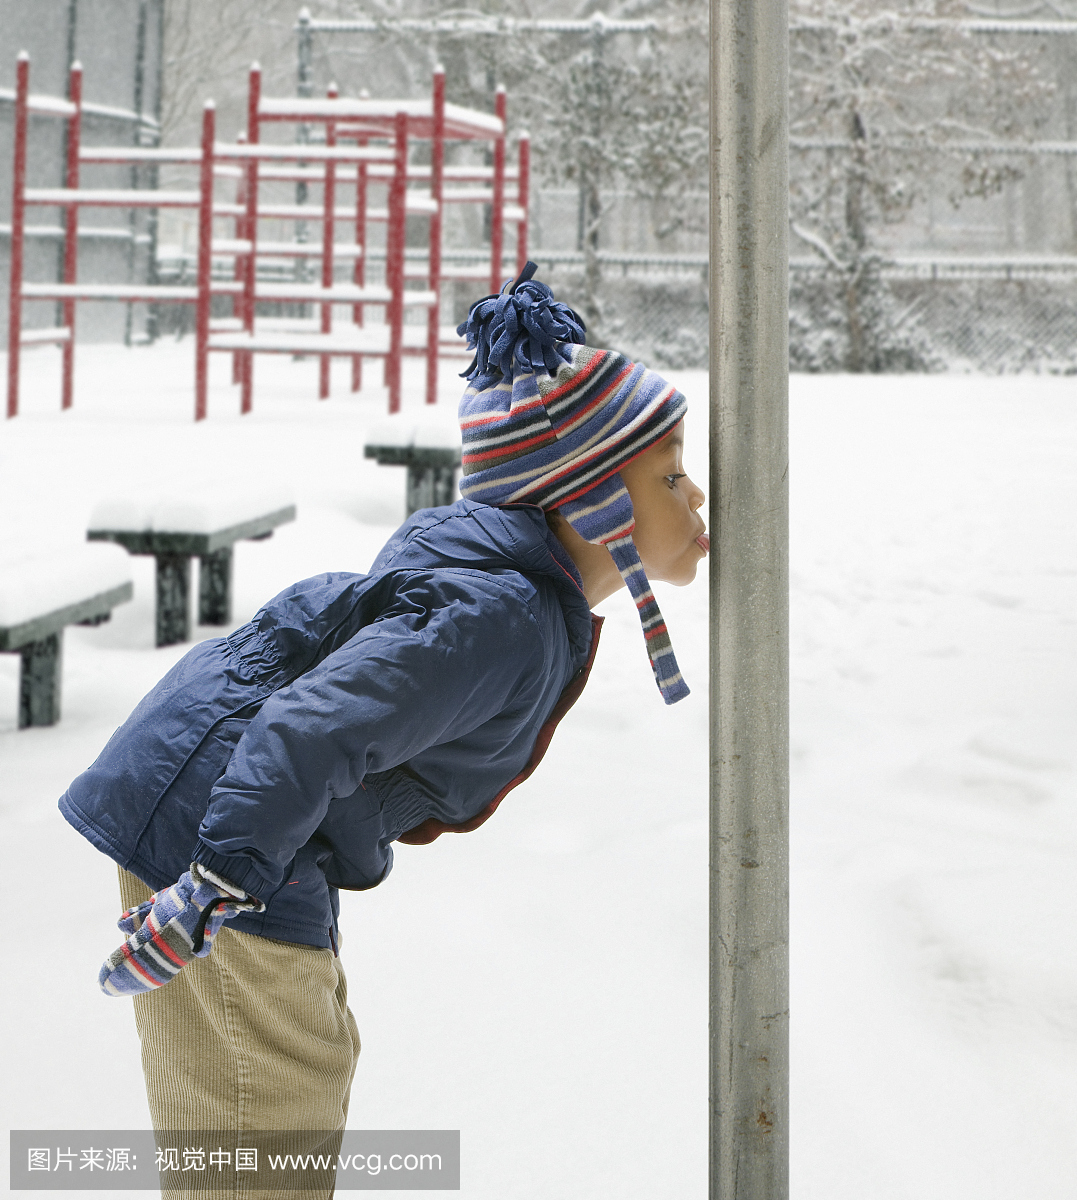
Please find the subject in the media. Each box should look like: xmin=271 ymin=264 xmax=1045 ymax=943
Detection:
xmin=59 ymin=267 xmax=706 ymax=1183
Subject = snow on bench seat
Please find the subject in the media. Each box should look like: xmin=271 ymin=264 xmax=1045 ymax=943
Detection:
xmin=0 ymin=543 xmax=133 ymax=649
xmin=0 ymin=543 xmax=134 ymax=728
xmin=88 ymin=489 xmax=296 ymax=647
xmin=366 ymin=406 xmax=461 ymax=453
xmin=88 ymin=489 xmax=296 ymax=555
xmin=365 ymin=409 xmax=461 ymax=517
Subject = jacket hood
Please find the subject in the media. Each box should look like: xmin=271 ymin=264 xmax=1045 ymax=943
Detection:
xmin=370 ymin=500 xmax=594 ymax=664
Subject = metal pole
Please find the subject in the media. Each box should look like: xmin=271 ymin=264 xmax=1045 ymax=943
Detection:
xmin=386 ymin=111 xmax=407 ymax=414
xmin=194 ymin=101 xmax=215 ymax=422
xmin=709 ymin=0 xmax=789 ymax=1194
xmin=242 ymin=64 xmax=261 ymax=415
xmin=145 ymin=0 xmax=166 ymax=344
xmin=351 ymin=130 xmax=367 ymax=393
xmin=6 ymin=53 xmax=29 ymax=420
xmin=426 ymin=66 xmax=445 ymax=406
xmin=232 ymin=131 xmax=247 ymax=386
xmin=62 ymin=62 xmax=82 ymax=411
xmin=319 ymin=83 xmax=338 ymax=401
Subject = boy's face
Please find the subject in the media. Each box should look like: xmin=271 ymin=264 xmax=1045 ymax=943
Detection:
xmin=619 ymin=421 xmax=707 ymax=586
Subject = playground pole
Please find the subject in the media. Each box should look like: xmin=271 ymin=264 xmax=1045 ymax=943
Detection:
xmin=385 ymin=111 xmax=408 ymax=414
xmin=6 ymin=54 xmax=29 ymax=420
xmin=708 ymin=0 xmax=789 ymax=1196
xmin=319 ymin=83 xmax=338 ymax=401
xmin=351 ymin=131 xmax=368 ymax=394
xmin=426 ymin=67 xmax=445 ymax=406
xmin=242 ymin=65 xmax=261 ymax=415
xmin=195 ymin=101 xmax=215 ymax=423
xmin=61 ymin=62 xmax=83 ymax=411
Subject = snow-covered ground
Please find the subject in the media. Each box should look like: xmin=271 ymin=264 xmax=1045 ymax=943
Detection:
xmin=1 ymin=343 xmax=1075 ymax=1199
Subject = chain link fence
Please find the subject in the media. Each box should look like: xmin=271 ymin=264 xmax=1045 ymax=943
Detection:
xmin=789 ymin=258 xmax=1077 ymax=374
xmin=154 ymin=247 xmax=1077 ymax=374
xmin=153 ymin=234 xmax=1077 ymax=375
xmin=532 ymin=255 xmax=1077 ymax=375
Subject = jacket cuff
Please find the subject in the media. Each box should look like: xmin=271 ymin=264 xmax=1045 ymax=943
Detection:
xmin=190 ymin=844 xmax=275 ymax=902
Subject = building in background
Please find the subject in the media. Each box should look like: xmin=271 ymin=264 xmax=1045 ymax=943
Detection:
xmin=0 ymin=0 xmax=164 ymax=345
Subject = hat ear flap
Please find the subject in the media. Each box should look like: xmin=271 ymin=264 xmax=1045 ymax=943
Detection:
xmin=559 ymin=473 xmax=635 ymax=547
xmin=560 ymin=476 xmax=689 ymax=705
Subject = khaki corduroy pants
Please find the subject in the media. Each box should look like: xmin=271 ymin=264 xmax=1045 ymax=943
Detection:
xmin=118 ymin=867 xmax=361 ymax=1200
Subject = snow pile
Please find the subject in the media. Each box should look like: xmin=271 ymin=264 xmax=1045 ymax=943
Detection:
xmin=0 ymin=542 xmax=132 ymax=630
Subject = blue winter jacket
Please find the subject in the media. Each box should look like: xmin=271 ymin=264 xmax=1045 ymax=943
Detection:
xmin=59 ymin=500 xmax=597 ymax=950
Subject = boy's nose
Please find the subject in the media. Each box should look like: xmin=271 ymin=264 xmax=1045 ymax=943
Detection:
xmin=687 ymin=478 xmax=705 ymax=510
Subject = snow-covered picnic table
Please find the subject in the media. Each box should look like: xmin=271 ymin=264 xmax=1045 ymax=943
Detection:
xmin=87 ymin=491 xmax=296 ymax=647
xmin=0 ymin=543 xmax=133 ymax=727
xmin=364 ymin=410 xmax=462 ymax=518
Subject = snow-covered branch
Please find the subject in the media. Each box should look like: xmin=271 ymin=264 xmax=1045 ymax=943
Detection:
xmin=792 ymin=223 xmax=847 ymax=272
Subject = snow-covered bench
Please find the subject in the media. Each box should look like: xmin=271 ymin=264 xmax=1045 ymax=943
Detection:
xmin=364 ymin=411 xmax=462 ymax=519
xmin=0 ymin=544 xmax=133 ymax=728
xmin=87 ymin=492 xmax=296 ymax=648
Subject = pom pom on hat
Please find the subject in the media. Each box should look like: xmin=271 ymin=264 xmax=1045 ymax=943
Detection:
xmin=457 ymin=262 xmax=587 ymax=388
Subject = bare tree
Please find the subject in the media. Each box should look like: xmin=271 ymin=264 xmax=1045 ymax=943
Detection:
xmin=516 ymin=6 xmax=707 ymax=337
xmin=160 ymin=0 xmax=297 ymax=145
xmin=789 ymin=0 xmax=1053 ymax=370
xmin=270 ymin=0 xmax=707 ymax=341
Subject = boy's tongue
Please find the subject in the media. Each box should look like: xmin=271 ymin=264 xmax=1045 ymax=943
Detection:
xmin=696 ymin=534 xmax=710 ymax=553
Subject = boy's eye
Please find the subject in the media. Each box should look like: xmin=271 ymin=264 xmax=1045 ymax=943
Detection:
xmin=664 ymin=473 xmax=687 ymax=489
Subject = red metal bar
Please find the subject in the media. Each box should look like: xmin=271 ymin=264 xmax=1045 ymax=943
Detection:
xmin=351 ymin=133 xmax=368 ymax=393
xmin=195 ymin=101 xmax=216 ymax=422
xmin=319 ymin=84 xmax=338 ymax=400
xmin=242 ymin=64 xmax=261 ymax=415
xmin=425 ymin=67 xmax=445 ymax=406
xmin=515 ymin=133 xmax=530 ymax=278
xmin=386 ymin=111 xmax=407 ymax=414
xmin=231 ymin=131 xmax=247 ymax=385
xmin=6 ymin=53 xmax=29 ymax=419
xmin=490 ymin=86 xmax=506 ymax=294
xmin=61 ymin=61 xmax=83 ymax=411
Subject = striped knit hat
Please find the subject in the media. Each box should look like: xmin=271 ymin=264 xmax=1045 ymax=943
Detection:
xmin=457 ymin=264 xmax=690 ymax=704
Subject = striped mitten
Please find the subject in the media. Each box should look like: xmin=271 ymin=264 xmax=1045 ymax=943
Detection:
xmin=116 ymin=897 xmax=155 ymax=936
xmin=99 ymin=864 xmax=265 ymax=997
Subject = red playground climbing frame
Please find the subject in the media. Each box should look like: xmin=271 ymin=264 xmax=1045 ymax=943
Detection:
xmin=6 ymin=54 xmax=530 ymax=420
